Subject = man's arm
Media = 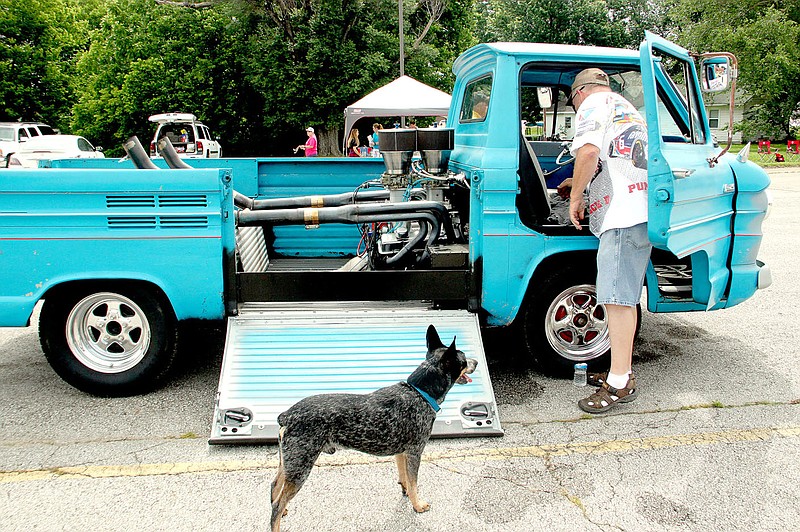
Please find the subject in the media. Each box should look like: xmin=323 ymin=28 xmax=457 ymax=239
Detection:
xmin=569 ymin=144 xmax=600 ymax=230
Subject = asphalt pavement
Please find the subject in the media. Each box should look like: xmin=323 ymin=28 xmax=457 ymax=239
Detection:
xmin=0 ymin=168 xmax=798 ymax=531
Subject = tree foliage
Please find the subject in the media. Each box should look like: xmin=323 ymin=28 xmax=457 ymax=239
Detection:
xmin=671 ymin=0 xmax=800 ymax=139
xmin=70 ymin=0 xmax=261 ymax=156
xmin=3 ymin=0 xmax=798 ymax=154
xmin=0 ymin=0 xmax=92 ymax=128
xmin=474 ymin=0 xmax=669 ymax=49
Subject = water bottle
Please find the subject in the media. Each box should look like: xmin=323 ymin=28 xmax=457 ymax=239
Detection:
xmin=573 ymin=363 xmax=587 ymax=387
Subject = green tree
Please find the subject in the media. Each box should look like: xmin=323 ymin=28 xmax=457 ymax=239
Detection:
xmin=672 ymin=0 xmax=800 ymax=139
xmin=242 ymin=0 xmax=476 ymax=155
xmin=71 ymin=0 xmax=261 ymax=156
xmin=0 ymin=0 xmax=90 ymax=128
xmin=475 ymin=0 xmax=668 ymax=49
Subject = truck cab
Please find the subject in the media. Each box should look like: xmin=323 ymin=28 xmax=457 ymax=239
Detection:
xmin=447 ymin=32 xmax=770 ymax=373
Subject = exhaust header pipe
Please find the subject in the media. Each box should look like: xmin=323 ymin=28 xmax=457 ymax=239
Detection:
xmin=158 ymin=137 xmax=193 ymax=169
xmin=123 ymin=136 xmax=159 ymax=169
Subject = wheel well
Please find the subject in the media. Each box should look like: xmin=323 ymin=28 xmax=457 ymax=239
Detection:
xmin=42 ymin=279 xmax=176 ymax=319
xmin=516 ymin=250 xmax=597 ymax=326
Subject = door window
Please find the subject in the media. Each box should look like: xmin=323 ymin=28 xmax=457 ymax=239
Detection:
xmin=653 ymin=51 xmax=706 ymax=145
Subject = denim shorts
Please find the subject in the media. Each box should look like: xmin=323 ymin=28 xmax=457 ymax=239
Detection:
xmin=596 ymin=222 xmax=652 ymax=307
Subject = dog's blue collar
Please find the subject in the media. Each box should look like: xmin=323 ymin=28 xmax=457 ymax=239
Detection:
xmin=407 ymin=382 xmax=440 ymax=413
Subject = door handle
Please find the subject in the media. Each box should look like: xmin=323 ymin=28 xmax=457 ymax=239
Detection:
xmin=672 ymin=168 xmax=695 ymax=179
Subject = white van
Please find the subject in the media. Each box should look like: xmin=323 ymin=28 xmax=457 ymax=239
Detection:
xmin=0 ymin=122 xmax=58 ymax=160
xmin=148 ymin=113 xmax=222 ymax=158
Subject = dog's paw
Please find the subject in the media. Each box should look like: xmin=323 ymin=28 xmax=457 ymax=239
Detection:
xmin=413 ymin=501 xmax=431 ymax=513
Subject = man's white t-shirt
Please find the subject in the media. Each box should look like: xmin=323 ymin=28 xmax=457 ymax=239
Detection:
xmin=570 ymin=91 xmax=649 ymax=236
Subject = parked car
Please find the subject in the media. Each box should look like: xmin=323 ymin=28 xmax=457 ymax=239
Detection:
xmin=8 ymin=135 xmax=104 ymax=168
xmin=0 ymin=122 xmax=58 ymax=161
xmin=148 ymin=113 xmax=222 ymax=158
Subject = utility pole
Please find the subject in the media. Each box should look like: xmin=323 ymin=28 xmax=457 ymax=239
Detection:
xmin=399 ymin=0 xmax=407 ymax=127
xmin=399 ymin=0 xmax=404 ymax=77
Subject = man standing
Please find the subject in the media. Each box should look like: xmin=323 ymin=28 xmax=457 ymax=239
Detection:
xmin=295 ymin=127 xmax=318 ymax=157
xmin=564 ymin=68 xmax=651 ymax=413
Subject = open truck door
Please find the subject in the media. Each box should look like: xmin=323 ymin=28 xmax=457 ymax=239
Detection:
xmin=639 ymin=32 xmax=736 ymax=310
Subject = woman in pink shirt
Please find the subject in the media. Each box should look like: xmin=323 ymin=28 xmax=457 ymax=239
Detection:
xmin=295 ymin=127 xmax=318 ymax=157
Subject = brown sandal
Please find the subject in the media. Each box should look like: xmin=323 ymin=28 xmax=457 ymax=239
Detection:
xmin=578 ymin=375 xmax=637 ymax=414
xmin=587 ymin=371 xmax=607 ymax=387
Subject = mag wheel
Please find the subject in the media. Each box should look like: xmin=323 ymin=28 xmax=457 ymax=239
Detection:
xmin=524 ymin=268 xmax=611 ymax=377
xmin=523 ymin=268 xmax=641 ymax=377
xmin=39 ymin=286 xmax=178 ymax=396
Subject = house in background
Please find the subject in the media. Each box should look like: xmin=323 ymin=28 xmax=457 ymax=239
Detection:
xmin=704 ymin=89 xmax=751 ymax=144
xmin=532 ymin=89 xmax=752 ymax=145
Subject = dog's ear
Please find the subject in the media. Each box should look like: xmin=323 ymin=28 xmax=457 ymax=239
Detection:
xmin=426 ymin=324 xmax=445 ymax=351
xmin=441 ymin=340 xmax=465 ymax=376
xmin=443 ymin=339 xmax=459 ymax=361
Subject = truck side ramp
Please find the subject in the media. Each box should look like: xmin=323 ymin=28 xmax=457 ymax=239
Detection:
xmin=210 ymin=302 xmax=503 ymax=443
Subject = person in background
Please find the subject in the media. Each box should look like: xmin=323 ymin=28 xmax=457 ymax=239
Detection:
xmin=295 ymin=127 xmax=318 ymax=157
xmin=346 ymin=128 xmax=361 ymax=157
xmin=560 ymin=68 xmax=651 ymax=414
xmin=471 ymin=93 xmax=489 ymax=119
xmin=368 ymin=123 xmax=383 ymax=152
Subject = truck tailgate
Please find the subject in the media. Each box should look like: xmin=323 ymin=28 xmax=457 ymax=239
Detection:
xmin=210 ymin=302 xmax=503 ymax=443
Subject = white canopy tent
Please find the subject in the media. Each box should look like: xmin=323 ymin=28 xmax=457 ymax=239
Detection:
xmin=342 ymin=75 xmax=451 ymax=152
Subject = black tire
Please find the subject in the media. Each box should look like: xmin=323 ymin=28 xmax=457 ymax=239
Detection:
xmin=39 ymin=285 xmax=178 ymax=397
xmin=523 ymin=267 xmax=640 ymax=378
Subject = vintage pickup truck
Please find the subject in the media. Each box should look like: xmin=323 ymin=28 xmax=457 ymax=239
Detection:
xmin=0 ymin=33 xmax=770 ymax=442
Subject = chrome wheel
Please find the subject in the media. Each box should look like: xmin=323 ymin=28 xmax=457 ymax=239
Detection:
xmin=544 ymin=283 xmax=610 ymax=362
xmin=65 ymin=292 xmax=151 ymax=374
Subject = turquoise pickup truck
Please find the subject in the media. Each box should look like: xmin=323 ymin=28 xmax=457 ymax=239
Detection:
xmin=0 ymin=33 xmax=770 ymax=442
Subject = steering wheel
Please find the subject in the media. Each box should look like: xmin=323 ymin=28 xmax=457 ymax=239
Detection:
xmin=555 ymin=142 xmax=575 ymax=166
xmin=543 ymin=142 xmax=575 ymax=177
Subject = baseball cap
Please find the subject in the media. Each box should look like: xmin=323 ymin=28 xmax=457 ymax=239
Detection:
xmin=306 ymin=127 xmax=314 ymax=133
xmin=570 ymin=68 xmax=610 ymax=93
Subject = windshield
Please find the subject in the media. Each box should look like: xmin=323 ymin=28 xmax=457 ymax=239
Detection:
xmin=519 ymin=67 xmax=643 ymax=141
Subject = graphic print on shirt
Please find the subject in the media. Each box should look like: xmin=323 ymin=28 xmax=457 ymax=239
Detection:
xmin=571 ymin=92 xmax=649 ymax=236
xmin=609 ymin=124 xmax=648 ymax=170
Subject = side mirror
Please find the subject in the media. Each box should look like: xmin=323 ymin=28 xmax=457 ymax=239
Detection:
xmin=537 ymin=87 xmax=553 ymax=109
xmin=700 ymin=56 xmax=732 ymax=92
xmin=698 ymin=52 xmax=739 ymax=167
xmin=96 ymin=146 xmax=104 ymax=152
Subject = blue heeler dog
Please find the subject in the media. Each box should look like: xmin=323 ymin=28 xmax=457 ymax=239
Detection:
xmin=270 ymin=324 xmax=478 ymax=531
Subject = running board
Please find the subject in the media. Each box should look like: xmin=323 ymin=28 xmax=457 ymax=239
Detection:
xmin=209 ymin=302 xmax=503 ymax=444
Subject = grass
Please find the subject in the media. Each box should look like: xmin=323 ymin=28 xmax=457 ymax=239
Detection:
xmin=729 ymin=142 xmax=800 ymax=168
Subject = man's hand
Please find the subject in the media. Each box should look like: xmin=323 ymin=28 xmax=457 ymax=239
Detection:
xmin=569 ymin=195 xmax=585 ymax=229
xmin=568 ymin=143 xmax=600 ymax=230
xmin=556 ymin=178 xmax=572 ymax=199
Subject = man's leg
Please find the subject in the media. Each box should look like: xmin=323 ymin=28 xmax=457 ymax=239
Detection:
xmin=579 ymin=305 xmax=638 ymax=413
xmin=606 ymin=303 xmax=637 ymax=377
